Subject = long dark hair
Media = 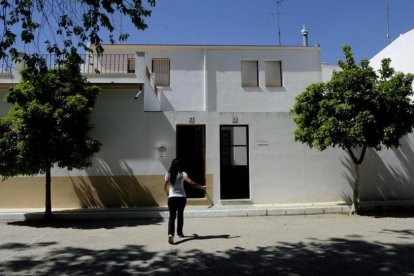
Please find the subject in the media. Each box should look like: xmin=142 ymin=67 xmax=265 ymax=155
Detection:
xmin=168 ymin=158 xmax=184 ymax=185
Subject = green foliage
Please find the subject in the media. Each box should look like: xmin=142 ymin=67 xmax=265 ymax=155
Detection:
xmin=0 ymin=49 xmax=101 ymax=178
xmin=292 ymin=46 xmax=414 ymax=164
xmin=0 ymin=0 xmax=156 ymax=60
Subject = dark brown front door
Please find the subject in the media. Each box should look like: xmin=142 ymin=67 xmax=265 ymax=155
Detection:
xmin=176 ymin=125 xmax=206 ymax=198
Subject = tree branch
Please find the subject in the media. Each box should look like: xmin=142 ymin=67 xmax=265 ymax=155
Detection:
xmin=346 ymin=145 xmax=367 ymax=165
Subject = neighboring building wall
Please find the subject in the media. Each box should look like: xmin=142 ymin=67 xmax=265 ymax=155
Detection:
xmin=321 ymin=62 xmax=340 ymax=82
xmin=360 ymin=28 xmax=414 ymax=204
xmin=370 ymin=28 xmax=414 ymax=75
xmin=360 ymin=136 xmax=414 ymax=202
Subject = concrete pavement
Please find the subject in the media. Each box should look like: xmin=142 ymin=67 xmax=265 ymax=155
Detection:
xmin=0 ymin=214 xmax=413 ymax=275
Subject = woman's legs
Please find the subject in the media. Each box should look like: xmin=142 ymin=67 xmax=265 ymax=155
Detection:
xmin=176 ymin=197 xmax=187 ymax=236
xmin=168 ymin=197 xmax=187 ymax=237
xmin=168 ymin=197 xmax=178 ymax=236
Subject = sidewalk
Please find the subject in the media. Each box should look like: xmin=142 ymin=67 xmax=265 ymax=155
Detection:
xmin=0 ymin=201 xmax=351 ymax=220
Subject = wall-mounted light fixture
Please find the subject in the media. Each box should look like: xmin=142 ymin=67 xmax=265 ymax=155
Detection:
xmin=157 ymin=145 xmax=167 ymax=159
xmin=232 ymin=116 xmax=238 ymax=124
xmin=189 ymin=117 xmax=195 ymax=124
xmin=134 ymin=84 xmax=144 ymax=99
xmin=134 ymin=90 xmax=142 ymax=99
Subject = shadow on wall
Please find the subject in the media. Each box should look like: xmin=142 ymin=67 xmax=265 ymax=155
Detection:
xmin=68 ymin=89 xmax=178 ymax=208
xmin=361 ymin=137 xmax=414 ymax=201
xmin=341 ymin=153 xmax=357 ymax=205
xmin=70 ymin=159 xmax=158 ymax=208
xmin=341 ymin=136 xmax=414 ymax=203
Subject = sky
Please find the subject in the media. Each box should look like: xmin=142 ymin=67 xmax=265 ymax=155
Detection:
xmin=116 ymin=0 xmax=414 ymax=65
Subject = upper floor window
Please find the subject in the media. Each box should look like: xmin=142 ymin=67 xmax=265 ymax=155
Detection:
xmin=241 ymin=60 xmax=258 ymax=87
xmin=127 ymin=57 xmax=135 ymax=73
xmin=152 ymin=58 xmax=170 ymax=86
xmin=265 ymin=61 xmax=282 ymax=87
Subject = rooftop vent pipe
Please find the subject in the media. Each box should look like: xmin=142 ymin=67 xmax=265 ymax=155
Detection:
xmin=301 ymin=25 xmax=309 ymax=47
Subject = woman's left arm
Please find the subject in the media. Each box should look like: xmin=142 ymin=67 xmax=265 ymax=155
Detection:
xmin=185 ymin=177 xmax=206 ymax=190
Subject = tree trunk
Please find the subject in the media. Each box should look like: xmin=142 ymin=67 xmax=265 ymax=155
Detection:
xmin=346 ymin=146 xmax=366 ymax=214
xmin=45 ymin=166 xmax=52 ymax=220
xmin=352 ymin=163 xmax=360 ymax=214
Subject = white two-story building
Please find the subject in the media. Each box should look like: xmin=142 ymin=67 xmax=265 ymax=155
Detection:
xmin=1 ymin=38 xmax=414 ymax=210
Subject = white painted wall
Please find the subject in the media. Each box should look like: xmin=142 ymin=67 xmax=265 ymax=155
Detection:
xmin=211 ymin=48 xmax=322 ymax=112
xmin=78 ymin=42 xmax=414 ymax=205
xmin=102 ymin=45 xmax=322 ymax=113
xmin=370 ymin=28 xmax=414 ymax=74
xmin=228 ymin=112 xmax=352 ymax=203
xmin=362 ymin=28 xmax=414 ymax=202
xmin=61 ymin=92 xmax=355 ymax=204
xmin=2 ymin=42 xmax=414 ymax=207
xmin=321 ymin=63 xmax=339 ymax=82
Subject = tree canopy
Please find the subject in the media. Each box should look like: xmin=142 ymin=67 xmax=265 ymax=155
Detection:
xmin=0 ymin=0 xmax=156 ymax=60
xmin=0 ymin=49 xmax=101 ymax=218
xmin=291 ymin=46 xmax=414 ymax=211
xmin=292 ymin=46 xmax=414 ymax=164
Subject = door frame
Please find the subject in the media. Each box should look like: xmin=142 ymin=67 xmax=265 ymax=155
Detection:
xmin=219 ymin=124 xmax=250 ymax=200
xmin=176 ymin=124 xmax=206 ymax=199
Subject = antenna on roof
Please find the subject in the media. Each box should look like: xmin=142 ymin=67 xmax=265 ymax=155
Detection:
xmin=276 ymin=0 xmax=284 ymax=46
xmin=385 ymin=0 xmax=390 ymax=44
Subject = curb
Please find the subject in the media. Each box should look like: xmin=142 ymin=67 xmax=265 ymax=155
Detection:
xmin=0 ymin=205 xmax=351 ymax=221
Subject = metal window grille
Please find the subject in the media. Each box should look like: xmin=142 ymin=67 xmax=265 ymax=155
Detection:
xmin=152 ymin=58 xmax=170 ymax=86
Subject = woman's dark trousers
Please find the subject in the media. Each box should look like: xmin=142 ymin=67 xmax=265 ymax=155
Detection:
xmin=168 ymin=197 xmax=187 ymax=236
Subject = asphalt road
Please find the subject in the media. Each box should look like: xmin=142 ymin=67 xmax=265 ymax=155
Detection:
xmin=0 ymin=214 xmax=413 ymax=275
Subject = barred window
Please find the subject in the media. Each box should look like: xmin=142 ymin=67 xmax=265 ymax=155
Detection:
xmin=152 ymin=58 xmax=170 ymax=86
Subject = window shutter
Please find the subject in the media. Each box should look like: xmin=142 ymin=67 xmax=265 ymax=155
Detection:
xmin=265 ymin=61 xmax=282 ymax=87
xmin=241 ymin=61 xmax=258 ymax=87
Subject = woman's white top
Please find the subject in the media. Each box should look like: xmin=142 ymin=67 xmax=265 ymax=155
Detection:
xmin=165 ymin=171 xmax=188 ymax=198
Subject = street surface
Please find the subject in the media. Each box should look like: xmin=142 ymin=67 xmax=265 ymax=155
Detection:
xmin=0 ymin=214 xmax=413 ymax=275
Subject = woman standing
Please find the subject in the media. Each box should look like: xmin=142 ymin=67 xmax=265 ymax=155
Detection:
xmin=164 ymin=158 xmax=206 ymax=244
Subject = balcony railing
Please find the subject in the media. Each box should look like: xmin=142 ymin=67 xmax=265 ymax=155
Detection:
xmin=1 ymin=54 xmax=136 ymax=75
xmin=80 ymin=54 xmax=136 ymax=74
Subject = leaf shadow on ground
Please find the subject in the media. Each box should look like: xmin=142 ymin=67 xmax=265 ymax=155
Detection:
xmin=173 ymin=234 xmax=239 ymax=245
xmin=7 ymin=218 xmax=164 ymax=230
xmin=0 ymin=235 xmax=413 ymax=275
